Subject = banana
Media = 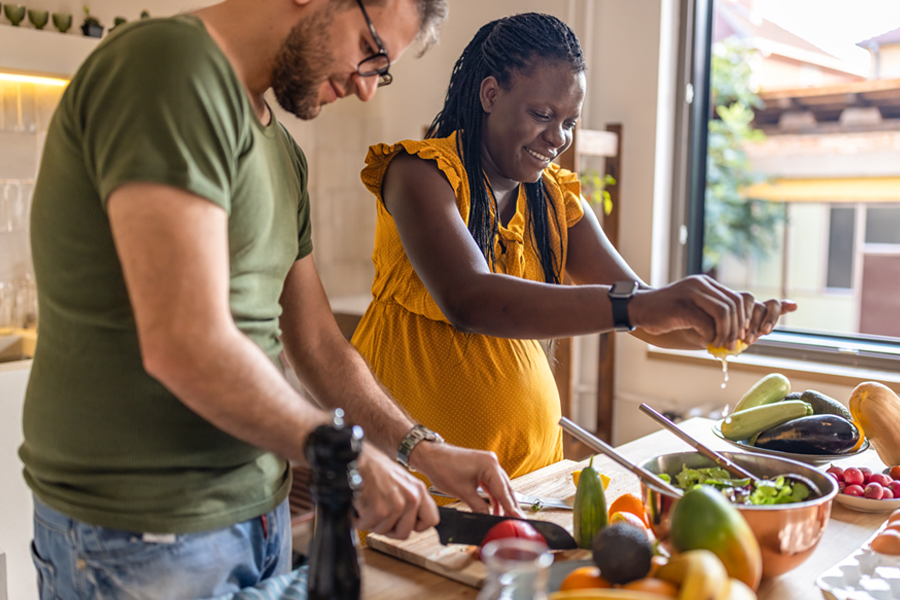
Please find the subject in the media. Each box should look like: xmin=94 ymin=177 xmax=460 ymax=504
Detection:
xmin=721 ymin=578 xmax=757 ymax=600
xmin=655 ymin=550 xmax=729 ymax=600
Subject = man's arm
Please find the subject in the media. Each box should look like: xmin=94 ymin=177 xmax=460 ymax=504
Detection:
xmin=279 ymin=257 xmax=522 ymax=516
xmin=106 ymin=182 xmax=438 ymax=538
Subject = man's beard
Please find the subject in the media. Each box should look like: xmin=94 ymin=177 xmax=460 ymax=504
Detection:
xmin=272 ymin=7 xmax=336 ymax=120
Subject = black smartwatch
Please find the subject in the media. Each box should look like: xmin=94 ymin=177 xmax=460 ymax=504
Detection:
xmin=608 ymin=280 xmax=639 ymax=332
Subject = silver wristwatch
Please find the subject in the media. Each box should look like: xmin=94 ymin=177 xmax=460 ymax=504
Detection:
xmin=397 ymin=424 xmax=444 ymax=469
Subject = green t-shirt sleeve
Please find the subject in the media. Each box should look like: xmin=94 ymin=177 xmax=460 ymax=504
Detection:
xmin=292 ymin=139 xmax=314 ymax=261
xmin=73 ymin=20 xmax=245 ymax=213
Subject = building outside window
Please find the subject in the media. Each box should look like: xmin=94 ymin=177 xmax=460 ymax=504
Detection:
xmin=689 ymin=0 xmax=900 ymax=367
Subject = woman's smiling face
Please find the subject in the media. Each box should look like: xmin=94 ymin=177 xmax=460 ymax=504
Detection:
xmin=479 ymin=60 xmax=586 ymax=187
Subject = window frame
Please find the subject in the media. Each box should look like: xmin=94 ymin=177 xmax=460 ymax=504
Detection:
xmin=679 ymin=0 xmax=900 ymax=373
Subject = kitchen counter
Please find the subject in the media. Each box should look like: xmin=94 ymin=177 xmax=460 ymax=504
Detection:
xmin=361 ymin=417 xmax=890 ymax=599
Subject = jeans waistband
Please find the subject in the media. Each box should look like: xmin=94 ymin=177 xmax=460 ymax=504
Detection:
xmin=32 ymin=495 xmax=76 ymax=533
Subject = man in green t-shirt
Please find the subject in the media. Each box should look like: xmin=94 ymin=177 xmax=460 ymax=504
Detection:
xmin=21 ymin=0 xmax=522 ymax=597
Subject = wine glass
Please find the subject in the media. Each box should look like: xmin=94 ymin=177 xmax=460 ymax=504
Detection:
xmin=52 ymin=12 xmax=72 ymax=33
xmin=4 ymin=3 xmax=26 ymax=26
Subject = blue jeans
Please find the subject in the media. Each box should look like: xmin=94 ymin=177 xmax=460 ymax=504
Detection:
xmin=31 ymin=496 xmax=292 ymax=600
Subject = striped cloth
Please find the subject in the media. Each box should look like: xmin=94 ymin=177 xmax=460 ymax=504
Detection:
xmin=205 ymin=566 xmax=309 ymax=600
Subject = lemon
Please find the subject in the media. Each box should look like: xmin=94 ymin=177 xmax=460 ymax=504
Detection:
xmin=572 ymin=469 xmax=610 ymax=489
xmin=707 ymin=340 xmax=748 ymax=359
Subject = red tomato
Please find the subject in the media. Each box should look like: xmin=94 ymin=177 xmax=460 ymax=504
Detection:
xmin=477 ymin=520 xmax=547 ymax=560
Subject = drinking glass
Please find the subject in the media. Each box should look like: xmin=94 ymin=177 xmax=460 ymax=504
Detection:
xmin=0 ymin=281 xmax=14 ymax=333
xmin=476 ymin=538 xmax=553 ymax=600
xmin=52 ymin=12 xmax=72 ymax=33
xmin=27 ymin=8 xmax=48 ymax=29
xmin=4 ymin=4 xmax=25 ymax=26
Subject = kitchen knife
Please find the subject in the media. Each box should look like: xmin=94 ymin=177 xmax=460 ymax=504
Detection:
xmin=428 ymin=486 xmax=573 ymax=511
xmin=435 ymin=506 xmax=578 ymax=550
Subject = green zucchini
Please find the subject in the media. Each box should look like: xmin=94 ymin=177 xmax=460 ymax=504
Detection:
xmin=573 ymin=456 xmax=608 ymax=549
xmin=800 ymin=390 xmax=854 ymax=421
xmin=732 ymin=373 xmax=791 ymax=413
xmin=721 ymin=400 xmax=813 ymax=441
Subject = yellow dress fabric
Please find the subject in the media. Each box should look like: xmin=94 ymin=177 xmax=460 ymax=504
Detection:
xmin=352 ymin=133 xmax=585 ymax=480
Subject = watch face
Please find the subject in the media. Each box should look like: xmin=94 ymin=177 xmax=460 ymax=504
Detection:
xmin=611 ymin=280 xmax=638 ymax=297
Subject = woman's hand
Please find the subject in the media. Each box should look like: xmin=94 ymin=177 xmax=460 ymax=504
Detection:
xmin=629 ymin=275 xmax=796 ymax=349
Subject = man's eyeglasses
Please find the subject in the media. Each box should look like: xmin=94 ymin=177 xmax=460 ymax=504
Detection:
xmin=356 ymin=0 xmax=393 ymax=87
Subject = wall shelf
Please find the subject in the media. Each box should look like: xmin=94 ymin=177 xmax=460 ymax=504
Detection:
xmin=0 ymin=24 xmax=100 ymax=78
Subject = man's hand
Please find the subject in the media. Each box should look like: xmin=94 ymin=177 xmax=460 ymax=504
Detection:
xmin=408 ymin=442 xmax=524 ymax=518
xmin=354 ymin=445 xmax=439 ymax=539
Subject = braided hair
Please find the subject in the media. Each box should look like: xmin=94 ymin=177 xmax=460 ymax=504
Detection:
xmin=426 ymin=13 xmax=585 ymax=285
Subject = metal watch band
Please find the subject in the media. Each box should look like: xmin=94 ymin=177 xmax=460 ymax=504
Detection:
xmin=397 ymin=424 xmax=444 ymax=469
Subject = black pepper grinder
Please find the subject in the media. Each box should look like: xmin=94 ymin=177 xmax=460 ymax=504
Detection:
xmin=306 ymin=408 xmax=364 ymax=600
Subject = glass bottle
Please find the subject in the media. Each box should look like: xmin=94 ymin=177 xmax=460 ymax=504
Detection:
xmin=306 ymin=408 xmax=364 ymax=600
xmin=476 ymin=538 xmax=553 ymax=600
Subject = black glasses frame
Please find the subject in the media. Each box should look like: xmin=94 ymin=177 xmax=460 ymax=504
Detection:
xmin=355 ymin=0 xmax=393 ymax=87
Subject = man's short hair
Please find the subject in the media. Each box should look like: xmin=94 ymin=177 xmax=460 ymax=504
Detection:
xmin=341 ymin=0 xmax=448 ymax=53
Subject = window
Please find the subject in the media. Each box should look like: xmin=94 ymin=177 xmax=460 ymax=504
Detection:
xmin=683 ymin=0 xmax=900 ymax=369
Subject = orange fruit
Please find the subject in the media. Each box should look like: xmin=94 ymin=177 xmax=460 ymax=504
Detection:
xmin=888 ymin=508 xmax=900 ymax=525
xmin=608 ymin=492 xmax=650 ymax=528
xmin=558 ymin=566 xmax=611 ymax=591
xmin=610 ymin=511 xmax=649 ymax=532
xmin=572 ymin=470 xmax=611 ymax=490
xmin=621 ymin=577 xmax=679 ymax=597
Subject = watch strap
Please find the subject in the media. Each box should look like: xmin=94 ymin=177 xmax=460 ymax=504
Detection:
xmin=609 ymin=281 xmax=637 ymax=332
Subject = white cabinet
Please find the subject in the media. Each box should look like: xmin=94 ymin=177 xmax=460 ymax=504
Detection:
xmin=0 ymin=360 xmax=34 ymax=600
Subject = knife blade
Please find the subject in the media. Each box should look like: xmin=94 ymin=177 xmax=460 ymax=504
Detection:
xmin=428 ymin=486 xmax=573 ymax=511
xmin=435 ymin=506 xmax=578 ymax=550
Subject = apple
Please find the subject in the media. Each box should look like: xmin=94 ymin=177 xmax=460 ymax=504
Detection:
xmin=844 ymin=484 xmax=866 ymax=497
xmin=860 ymin=467 xmax=874 ymax=483
xmin=866 ymin=483 xmax=885 ymax=500
xmin=844 ymin=467 xmax=865 ymax=486
xmin=871 ymin=474 xmax=894 ymax=487
xmin=884 ymin=489 xmax=895 ymax=500
xmin=839 ymin=481 xmax=847 ymax=493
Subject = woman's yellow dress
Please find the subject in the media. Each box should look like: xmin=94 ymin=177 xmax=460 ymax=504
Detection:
xmin=352 ymin=133 xmax=585 ymax=479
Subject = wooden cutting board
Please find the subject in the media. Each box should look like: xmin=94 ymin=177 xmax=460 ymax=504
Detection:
xmin=367 ymin=456 xmax=644 ymax=589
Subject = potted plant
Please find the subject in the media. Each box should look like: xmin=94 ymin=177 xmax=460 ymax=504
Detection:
xmin=80 ymin=4 xmax=102 ymax=38
xmin=109 ymin=15 xmax=126 ymax=31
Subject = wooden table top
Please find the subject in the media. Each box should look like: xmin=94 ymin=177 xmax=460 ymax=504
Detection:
xmin=361 ymin=417 xmax=892 ymax=600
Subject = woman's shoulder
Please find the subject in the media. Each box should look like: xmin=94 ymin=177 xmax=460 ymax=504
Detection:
xmin=363 ymin=134 xmax=465 ymax=194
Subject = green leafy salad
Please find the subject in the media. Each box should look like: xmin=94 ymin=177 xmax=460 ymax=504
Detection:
xmin=659 ymin=466 xmax=810 ymax=505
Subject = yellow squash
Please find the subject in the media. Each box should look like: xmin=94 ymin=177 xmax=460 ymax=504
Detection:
xmin=850 ymin=382 xmax=900 ymax=465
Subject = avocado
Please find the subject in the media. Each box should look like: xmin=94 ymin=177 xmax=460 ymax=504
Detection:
xmin=801 ymin=390 xmax=854 ymax=421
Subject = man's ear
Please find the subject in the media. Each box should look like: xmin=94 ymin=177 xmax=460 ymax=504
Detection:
xmin=480 ymin=76 xmax=499 ymax=113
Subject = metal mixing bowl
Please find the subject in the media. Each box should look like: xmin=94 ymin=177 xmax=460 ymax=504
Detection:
xmin=639 ymin=451 xmax=837 ymax=578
